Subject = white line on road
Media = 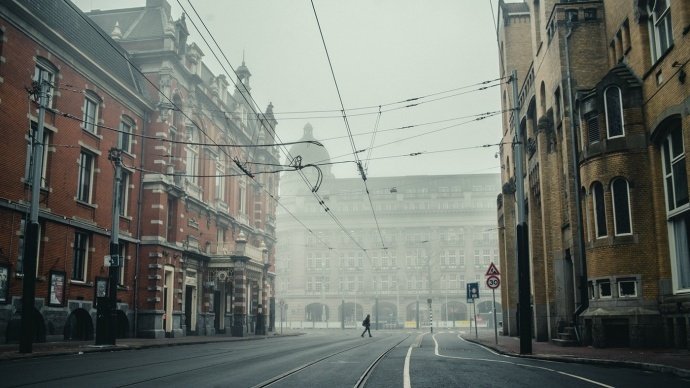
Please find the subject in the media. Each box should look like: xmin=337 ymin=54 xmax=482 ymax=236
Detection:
xmin=404 ymin=333 xmax=426 ymax=388
xmin=403 ymin=345 xmax=413 ymax=388
xmin=431 ymin=334 xmax=614 ymax=388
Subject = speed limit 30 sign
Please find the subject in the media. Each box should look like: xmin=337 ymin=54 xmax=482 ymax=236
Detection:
xmin=486 ymin=275 xmax=500 ymax=289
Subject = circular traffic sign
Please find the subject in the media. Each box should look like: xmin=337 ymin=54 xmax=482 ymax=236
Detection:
xmin=486 ymin=275 xmax=500 ymax=289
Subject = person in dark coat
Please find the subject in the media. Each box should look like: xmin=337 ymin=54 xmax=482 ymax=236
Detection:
xmin=361 ymin=314 xmax=372 ymax=337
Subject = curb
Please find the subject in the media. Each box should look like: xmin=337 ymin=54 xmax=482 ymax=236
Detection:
xmin=464 ymin=338 xmax=690 ymax=379
xmin=0 ymin=332 xmax=304 ymax=362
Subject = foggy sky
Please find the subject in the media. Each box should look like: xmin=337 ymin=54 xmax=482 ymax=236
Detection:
xmin=73 ymin=0 xmax=505 ymax=179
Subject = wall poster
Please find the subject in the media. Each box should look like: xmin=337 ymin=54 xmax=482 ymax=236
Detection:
xmin=49 ymin=270 xmax=66 ymax=306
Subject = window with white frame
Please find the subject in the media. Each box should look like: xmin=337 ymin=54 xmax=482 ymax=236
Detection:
xmin=592 ymin=182 xmax=607 ymax=238
xmin=604 ymin=86 xmax=624 ymax=138
xmin=32 ymin=58 xmax=56 ymax=107
xmin=647 ymin=0 xmax=673 ymax=63
xmin=77 ymin=150 xmax=95 ymax=203
xmin=617 ymin=278 xmax=637 ymax=297
xmin=25 ymin=121 xmax=50 ymax=188
xmin=597 ymin=279 xmax=612 ymax=298
xmin=118 ymin=169 xmax=131 ymax=217
xmin=662 ymin=121 xmax=690 ymax=290
xmin=185 ymin=126 xmax=199 ymax=184
xmin=82 ymin=92 xmax=100 ymax=134
xmin=119 ymin=117 xmax=134 ymax=153
xmin=612 ymin=178 xmax=632 ymax=235
xmin=72 ymin=231 xmax=89 ymax=282
xmin=238 ymin=176 xmax=247 ymax=214
xmin=215 ymin=154 xmax=225 ymax=200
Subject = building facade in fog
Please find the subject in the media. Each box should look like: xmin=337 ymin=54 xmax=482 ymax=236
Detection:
xmin=276 ymin=124 xmax=502 ymax=329
xmin=496 ymin=0 xmax=690 ymax=348
xmin=0 ymin=0 xmax=279 ymax=343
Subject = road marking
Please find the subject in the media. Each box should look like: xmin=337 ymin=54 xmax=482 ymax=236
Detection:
xmin=403 ymin=344 xmax=413 ymax=388
xmin=431 ymin=334 xmax=614 ymax=388
xmin=404 ymin=333 xmax=426 ymax=388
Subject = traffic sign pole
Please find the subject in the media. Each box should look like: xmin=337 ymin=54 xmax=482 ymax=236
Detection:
xmin=493 ymin=288 xmax=498 ymax=345
xmin=473 ymin=302 xmax=478 ymax=339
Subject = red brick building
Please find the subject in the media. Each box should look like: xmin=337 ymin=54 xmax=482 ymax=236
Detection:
xmin=497 ymin=0 xmax=690 ymax=348
xmin=0 ymin=0 xmax=279 ymax=342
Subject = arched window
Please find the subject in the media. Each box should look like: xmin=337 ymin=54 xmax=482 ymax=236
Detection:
xmin=611 ymin=178 xmax=632 ymax=235
xmin=604 ymin=86 xmax=624 ymax=138
xmin=647 ymin=0 xmax=673 ymax=62
xmin=592 ymin=182 xmax=607 ymax=238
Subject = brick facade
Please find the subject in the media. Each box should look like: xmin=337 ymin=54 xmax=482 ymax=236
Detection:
xmin=0 ymin=0 xmax=278 ymax=343
xmin=497 ymin=0 xmax=690 ymax=348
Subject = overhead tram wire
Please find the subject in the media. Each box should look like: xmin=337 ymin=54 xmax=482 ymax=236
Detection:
xmin=181 ymin=0 xmax=357 ymax=252
xmin=163 ymin=78 xmax=507 ymax=121
xmin=310 ymin=111 xmax=503 ymax=166
xmin=182 ymin=0 xmax=366 ymax=253
xmin=310 ymin=0 xmax=387 ymax=253
xmin=46 ymin=106 xmax=323 ymax=149
xmin=63 ymin=0 xmax=334 ymax=251
xmin=363 ymin=106 xmax=382 ymax=173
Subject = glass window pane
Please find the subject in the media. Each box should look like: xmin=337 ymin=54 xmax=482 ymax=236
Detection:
xmin=673 ymin=161 xmax=689 ymax=208
xmin=613 ymin=180 xmax=631 ymax=235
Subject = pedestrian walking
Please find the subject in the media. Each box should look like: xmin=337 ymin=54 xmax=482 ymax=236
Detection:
xmin=361 ymin=314 xmax=372 ymax=337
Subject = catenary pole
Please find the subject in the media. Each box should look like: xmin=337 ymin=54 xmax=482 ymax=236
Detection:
xmin=108 ymin=148 xmax=123 ymax=345
xmin=20 ymin=80 xmax=50 ymax=353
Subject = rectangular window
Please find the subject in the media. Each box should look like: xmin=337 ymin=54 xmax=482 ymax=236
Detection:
xmin=118 ymin=170 xmax=130 ymax=217
xmin=648 ymin=0 xmax=673 ymax=62
xmin=25 ymin=121 xmax=50 ymax=188
xmin=597 ymin=280 xmax=612 ymax=298
xmin=215 ymin=156 xmax=225 ymax=200
xmin=617 ymin=278 xmax=637 ymax=297
xmin=663 ymin=125 xmax=689 ymax=212
xmin=185 ymin=126 xmax=199 ymax=185
xmin=33 ymin=62 xmax=55 ymax=107
xmin=119 ymin=119 xmax=133 ymax=153
xmin=77 ymin=151 xmax=94 ymax=203
xmin=83 ymin=95 xmax=99 ymax=133
xmin=72 ymin=232 xmax=89 ymax=282
xmin=239 ymin=177 xmax=247 ymax=214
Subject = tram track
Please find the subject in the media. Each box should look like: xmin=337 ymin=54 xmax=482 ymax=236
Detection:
xmin=252 ymin=334 xmax=410 ymax=388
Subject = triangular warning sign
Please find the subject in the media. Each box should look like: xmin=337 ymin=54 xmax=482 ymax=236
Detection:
xmin=485 ymin=262 xmax=500 ymax=276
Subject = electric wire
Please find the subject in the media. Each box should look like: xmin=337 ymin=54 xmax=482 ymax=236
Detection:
xmin=310 ymin=0 xmax=386 ymax=253
xmin=63 ymin=0 xmax=334 ymax=251
xmin=181 ymin=0 xmax=348 ymax=250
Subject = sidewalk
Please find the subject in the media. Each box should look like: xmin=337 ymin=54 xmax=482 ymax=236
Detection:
xmin=0 ymin=331 xmax=303 ymax=362
xmin=3 ymin=329 xmax=689 ymax=378
xmin=463 ymin=328 xmax=690 ymax=378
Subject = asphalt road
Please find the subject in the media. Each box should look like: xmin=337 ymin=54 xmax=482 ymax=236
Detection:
xmin=0 ymin=330 xmax=687 ymax=387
